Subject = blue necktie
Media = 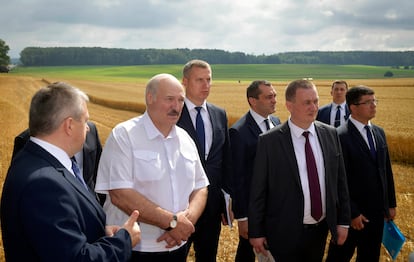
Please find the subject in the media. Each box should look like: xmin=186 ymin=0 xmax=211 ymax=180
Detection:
xmin=195 ymin=107 xmax=205 ymax=158
xmin=71 ymin=157 xmax=89 ymax=190
xmin=302 ymin=131 xmax=322 ymax=221
xmin=365 ymin=126 xmax=377 ymax=159
xmin=264 ymin=119 xmax=270 ymax=131
xmin=334 ymin=105 xmax=341 ymax=127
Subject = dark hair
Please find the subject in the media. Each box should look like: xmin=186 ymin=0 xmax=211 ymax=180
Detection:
xmin=285 ymin=79 xmax=315 ymax=102
xmin=246 ymin=80 xmax=272 ymax=100
xmin=331 ymin=80 xmax=348 ymax=90
xmin=346 ymin=85 xmax=375 ymax=108
xmin=182 ymin=59 xmax=211 ymax=78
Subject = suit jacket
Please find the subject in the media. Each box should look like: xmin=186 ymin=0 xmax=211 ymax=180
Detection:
xmin=337 ymin=120 xmax=396 ymax=218
xmin=317 ymin=103 xmax=350 ymax=126
xmin=1 ymin=141 xmax=132 ymax=261
xmin=229 ymin=112 xmax=280 ymax=219
xmin=177 ymin=103 xmax=232 ymax=215
xmin=248 ymin=121 xmax=350 ymax=253
xmin=12 ymin=122 xmax=102 ymax=193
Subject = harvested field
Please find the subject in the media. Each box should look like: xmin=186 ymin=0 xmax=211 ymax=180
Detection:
xmin=0 ymin=74 xmax=413 ymax=261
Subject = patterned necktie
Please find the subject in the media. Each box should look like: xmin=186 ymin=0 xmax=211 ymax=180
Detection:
xmin=334 ymin=105 xmax=341 ymax=127
xmin=264 ymin=119 xmax=270 ymax=131
xmin=365 ymin=125 xmax=377 ymax=160
xmin=302 ymin=131 xmax=322 ymax=221
xmin=195 ymin=107 xmax=205 ymax=158
xmin=71 ymin=157 xmax=88 ymax=190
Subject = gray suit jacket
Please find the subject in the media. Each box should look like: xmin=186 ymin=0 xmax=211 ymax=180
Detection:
xmin=248 ymin=121 xmax=350 ymax=253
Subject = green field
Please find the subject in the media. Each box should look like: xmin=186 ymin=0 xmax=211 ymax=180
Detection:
xmin=9 ymin=64 xmax=414 ymax=82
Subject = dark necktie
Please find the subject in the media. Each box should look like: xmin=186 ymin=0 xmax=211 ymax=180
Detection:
xmin=334 ymin=105 xmax=341 ymax=127
xmin=302 ymin=131 xmax=322 ymax=221
xmin=365 ymin=125 xmax=377 ymax=159
xmin=195 ymin=107 xmax=205 ymax=158
xmin=264 ymin=119 xmax=270 ymax=131
xmin=71 ymin=157 xmax=88 ymax=190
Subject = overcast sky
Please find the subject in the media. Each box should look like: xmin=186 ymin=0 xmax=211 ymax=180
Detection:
xmin=1 ymin=0 xmax=414 ymax=58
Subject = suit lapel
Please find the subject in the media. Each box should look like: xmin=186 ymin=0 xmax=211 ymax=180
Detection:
xmin=347 ymin=121 xmax=375 ymax=161
xmin=279 ymin=123 xmax=302 ymax=188
xmin=246 ymin=112 xmax=262 ymax=136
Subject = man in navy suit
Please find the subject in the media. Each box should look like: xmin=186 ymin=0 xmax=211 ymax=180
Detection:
xmin=326 ymin=85 xmax=397 ymax=261
xmin=1 ymin=82 xmax=141 ymax=261
xmin=11 ymin=121 xmax=105 ymax=205
xmin=177 ymin=59 xmax=233 ymax=262
xmin=229 ymin=80 xmax=281 ymax=262
xmin=317 ymin=80 xmax=350 ymax=127
xmin=249 ymin=79 xmax=350 ymax=262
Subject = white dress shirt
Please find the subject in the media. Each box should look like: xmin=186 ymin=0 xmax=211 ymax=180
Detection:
xmin=330 ymin=102 xmax=347 ymax=126
xmin=288 ymin=119 xmax=326 ymax=224
xmin=250 ymin=109 xmax=273 ymax=133
xmin=184 ymin=98 xmax=212 ymax=160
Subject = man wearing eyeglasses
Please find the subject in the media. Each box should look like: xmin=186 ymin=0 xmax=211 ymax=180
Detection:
xmin=326 ymin=85 xmax=396 ymax=262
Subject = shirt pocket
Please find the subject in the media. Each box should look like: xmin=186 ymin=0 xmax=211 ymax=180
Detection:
xmin=179 ymin=150 xmax=199 ymax=180
xmin=133 ymin=150 xmax=162 ymax=181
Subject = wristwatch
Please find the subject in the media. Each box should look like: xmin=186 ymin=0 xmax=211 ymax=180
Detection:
xmin=166 ymin=214 xmax=177 ymax=231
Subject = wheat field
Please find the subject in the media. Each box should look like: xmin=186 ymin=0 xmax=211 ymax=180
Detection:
xmin=0 ymin=74 xmax=413 ymax=261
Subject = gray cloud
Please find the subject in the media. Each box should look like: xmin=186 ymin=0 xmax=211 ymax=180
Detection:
xmin=1 ymin=0 xmax=413 ymax=58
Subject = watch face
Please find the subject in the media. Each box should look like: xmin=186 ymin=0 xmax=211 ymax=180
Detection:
xmin=170 ymin=219 xmax=177 ymax=228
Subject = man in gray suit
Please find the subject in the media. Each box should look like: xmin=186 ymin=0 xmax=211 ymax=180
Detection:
xmin=249 ymin=79 xmax=351 ymax=262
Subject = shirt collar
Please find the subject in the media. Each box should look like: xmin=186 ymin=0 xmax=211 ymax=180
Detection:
xmin=349 ymin=115 xmax=372 ymax=132
xmin=288 ymin=118 xmax=316 ymax=139
xmin=249 ymin=109 xmax=269 ymax=126
xmin=29 ymin=136 xmax=72 ymax=172
xmin=184 ymin=98 xmax=207 ymax=112
xmin=143 ymin=111 xmax=177 ymax=140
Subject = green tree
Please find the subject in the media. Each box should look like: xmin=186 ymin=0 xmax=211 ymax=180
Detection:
xmin=0 ymin=39 xmax=10 ymax=65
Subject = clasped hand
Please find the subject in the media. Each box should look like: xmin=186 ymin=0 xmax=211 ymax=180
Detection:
xmin=157 ymin=210 xmax=195 ymax=248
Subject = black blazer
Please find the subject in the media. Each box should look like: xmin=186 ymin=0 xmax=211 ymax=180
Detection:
xmin=1 ymin=141 xmax=132 ymax=261
xmin=177 ymin=103 xmax=232 ymax=213
xmin=248 ymin=121 xmax=350 ymax=253
xmin=337 ymin=120 xmax=396 ymax=218
xmin=317 ymin=103 xmax=350 ymax=126
xmin=12 ymin=122 xmax=102 ymax=192
xmin=229 ymin=112 xmax=280 ymax=219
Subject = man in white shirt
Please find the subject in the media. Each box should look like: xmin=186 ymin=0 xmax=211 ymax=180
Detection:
xmin=317 ymin=80 xmax=350 ymax=127
xmin=96 ymin=73 xmax=209 ymax=262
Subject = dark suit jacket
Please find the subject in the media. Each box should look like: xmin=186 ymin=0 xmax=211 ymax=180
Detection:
xmin=177 ymin=103 xmax=232 ymax=216
xmin=229 ymin=112 xmax=280 ymax=219
xmin=248 ymin=121 xmax=350 ymax=253
xmin=12 ymin=122 xmax=102 ymax=193
xmin=1 ymin=141 xmax=132 ymax=261
xmin=337 ymin=120 xmax=396 ymax=218
xmin=317 ymin=103 xmax=350 ymax=126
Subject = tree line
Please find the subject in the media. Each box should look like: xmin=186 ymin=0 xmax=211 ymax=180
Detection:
xmin=19 ymin=47 xmax=414 ymax=66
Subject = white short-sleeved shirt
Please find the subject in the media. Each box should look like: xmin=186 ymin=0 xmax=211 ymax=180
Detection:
xmin=95 ymin=112 xmax=209 ymax=252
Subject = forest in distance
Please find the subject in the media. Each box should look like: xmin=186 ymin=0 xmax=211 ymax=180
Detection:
xmin=17 ymin=47 xmax=414 ymax=67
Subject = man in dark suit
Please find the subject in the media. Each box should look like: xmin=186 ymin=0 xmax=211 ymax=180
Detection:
xmin=229 ymin=80 xmax=281 ymax=262
xmin=317 ymin=80 xmax=350 ymax=127
xmin=177 ymin=59 xmax=233 ymax=262
xmin=249 ymin=79 xmax=351 ymax=262
xmin=11 ymin=121 xmax=104 ymax=204
xmin=326 ymin=85 xmax=397 ymax=261
xmin=1 ymin=82 xmax=140 ymax=261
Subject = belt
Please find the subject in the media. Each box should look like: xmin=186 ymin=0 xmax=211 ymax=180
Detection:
xmin=303 ymin=219 xmax=326 ymax=229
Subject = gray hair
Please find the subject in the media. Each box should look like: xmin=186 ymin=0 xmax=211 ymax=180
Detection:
xmin=29 ymin=82 xmax=88 ymax=136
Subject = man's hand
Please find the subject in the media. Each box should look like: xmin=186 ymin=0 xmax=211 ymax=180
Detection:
xmin=250 ymin=237 xmax=270 ymax=257
xmin=351 ymin=214 xmax=369 ymax=230
xmin=122 ymin=210 xmax=141 ymax=247
xmin=336 ymin=226 xmax=348 ymax=245
xmin=238 ymin=220 xmax=248 ymax=239
xmin=157 ymin=210 xmax=195 ymax=248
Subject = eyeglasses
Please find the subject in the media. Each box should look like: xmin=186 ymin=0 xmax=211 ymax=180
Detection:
xmin=354 ymin=99 xmax=378 ymax=106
